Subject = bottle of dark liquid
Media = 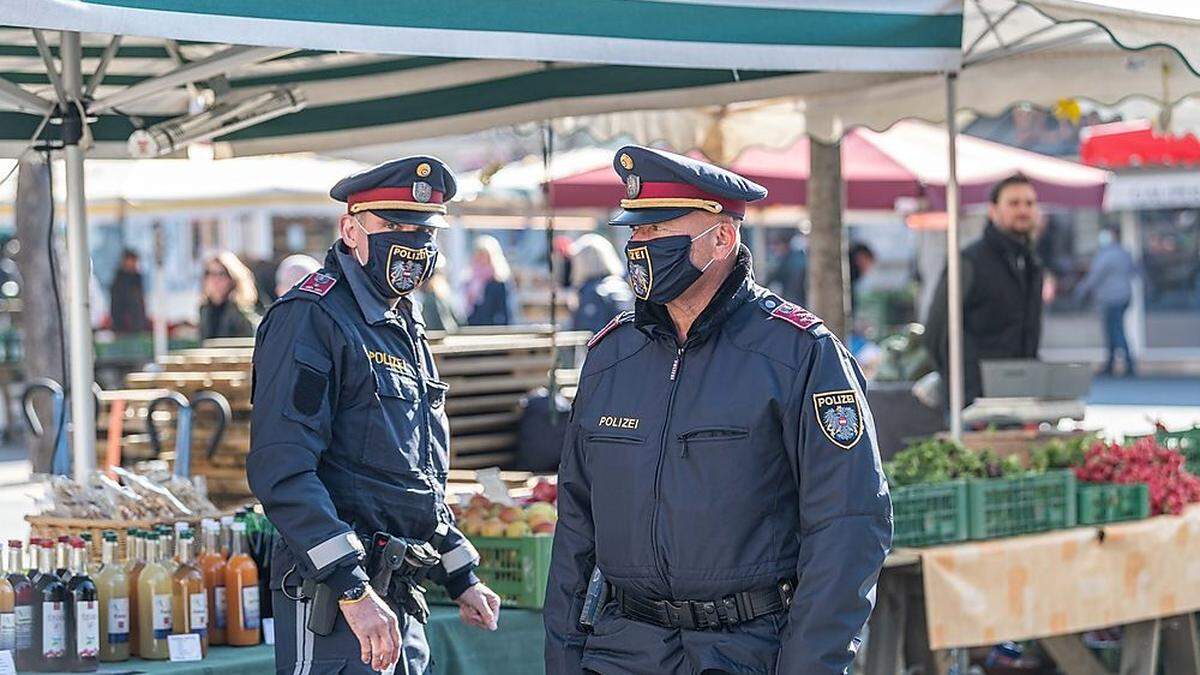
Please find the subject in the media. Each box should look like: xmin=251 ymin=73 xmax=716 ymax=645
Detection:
xmin=0 ymin=544 xmax=15 ymax=653
xmin=55 ymin=536 xmax=71 ymax=581
xmin=9 ymin=540 xmax=35 ymax=670
xmin=65 ymin=538 xmax=99 ymax=671
xmin=26 ymin=538 xmax=43 ymax=584
xmin=32 ymin=538 xmax=68 ymax=670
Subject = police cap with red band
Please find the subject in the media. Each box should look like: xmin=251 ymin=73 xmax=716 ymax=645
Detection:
xmin=608 ymin=145 xmax=767 ymax=226
xmin=329 ymin=155 xmax=456 ymax=228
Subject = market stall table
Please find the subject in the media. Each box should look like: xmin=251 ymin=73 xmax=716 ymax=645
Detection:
xmin=36 ymin=606 xmax=546 ymax=675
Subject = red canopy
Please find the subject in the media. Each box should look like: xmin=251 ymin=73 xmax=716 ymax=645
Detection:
xmin=549 ymin=121 xmax=1109 ymax=211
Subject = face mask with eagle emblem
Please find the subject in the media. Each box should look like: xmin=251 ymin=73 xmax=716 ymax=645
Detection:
xmin=624 ymin=223 xmax=722 ymax=304
xmin=353 ymin=218 xmax=438 ymax=298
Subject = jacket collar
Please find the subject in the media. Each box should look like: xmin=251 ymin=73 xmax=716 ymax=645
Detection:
xmin=635 ymin=244 xmax=754 ymax=344
xmin=329 ymin=241 xmax=398 ymax=325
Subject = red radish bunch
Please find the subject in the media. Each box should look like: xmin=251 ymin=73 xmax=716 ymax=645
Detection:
xmin=1074 ymin=437 xmax=1200 ymax=515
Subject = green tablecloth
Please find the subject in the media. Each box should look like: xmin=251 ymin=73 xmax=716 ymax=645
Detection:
xmin=39 ymin=606 xmax=544 ymax=675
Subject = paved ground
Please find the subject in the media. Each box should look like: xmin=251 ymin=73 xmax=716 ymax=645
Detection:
xmin=0 ymin=377 xmax=1195 ymax=540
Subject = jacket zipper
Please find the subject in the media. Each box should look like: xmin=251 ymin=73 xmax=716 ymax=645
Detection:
xmin=650 ymin=345 xmax=685 ymax=590
xmin=678 ymin=428 xmax=749 ymax=458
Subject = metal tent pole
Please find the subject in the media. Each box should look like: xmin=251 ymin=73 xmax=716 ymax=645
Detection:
xmin=60 ymin=31 xmax=97 ymax=481
xmin=945 ymin=72 xmax=965 ymax=442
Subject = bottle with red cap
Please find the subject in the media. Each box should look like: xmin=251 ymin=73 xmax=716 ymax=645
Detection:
xmin=0 ymin=542 xmax=15 ymax=653
xmin=55 ymin=535 xmax=72 ymax=581
xmin=8 ymin=540 xmax=35 ymax=670
xmin=26 ymin=538 xmax=43 ymax=585
xmin=65 ymin=537 xmax=99 ymax=671
xmin=33 ymin=537 xmax=68 ymax=670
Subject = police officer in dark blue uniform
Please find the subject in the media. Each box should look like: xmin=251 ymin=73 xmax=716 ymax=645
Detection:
xmin=248 ymin=157 xmax=500 ymax=675
xmin=544 ymin=146 xmax=892 ymax=674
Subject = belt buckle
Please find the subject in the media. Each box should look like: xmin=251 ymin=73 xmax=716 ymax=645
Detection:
xmin=662 ymin=600 xmax=697 ymax=630
xmin=697 ymin=601 xmax=721 ymax=630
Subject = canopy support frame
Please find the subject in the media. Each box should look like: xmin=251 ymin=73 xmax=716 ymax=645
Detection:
xmin=945 ymin=72 xmax=964 ymax=441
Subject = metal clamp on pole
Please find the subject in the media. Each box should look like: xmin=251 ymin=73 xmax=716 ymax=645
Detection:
xmin=146 ymin=391 xmax=193 ymax=477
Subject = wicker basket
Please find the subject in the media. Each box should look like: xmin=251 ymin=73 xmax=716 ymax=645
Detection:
xmin=25 ymin=515 xmax=203 ymax=566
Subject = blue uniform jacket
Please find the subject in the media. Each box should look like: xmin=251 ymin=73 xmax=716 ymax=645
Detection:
xmin=248 ymin=243 xmax=479 ymax=598
xmin=545 ymin=247 xmax=892 ymax=674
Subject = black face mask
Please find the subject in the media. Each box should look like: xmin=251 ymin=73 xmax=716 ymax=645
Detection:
xmin=353 ymin=220 xmax=438 ymax=298
xmin=624 ymin=224 xmax=720 ymax=304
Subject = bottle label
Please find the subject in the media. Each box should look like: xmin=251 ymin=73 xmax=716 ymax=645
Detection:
xmin=189 ymin=592 xmax=208 ymax=637
xmin=42 ymin=601 xmax=66 ymax=657
xmin=75 ymin=600 xmax=100 ymax=658
xmin=14 ymin=604 xmax=32 ymax=649
xmin=152 ymin=594 xmax=173 ymax=639
xmin=214 ymin=587 xmax=227 ymax=629
xmin=241 ymin=586 xmax=260 ymax=630
xmin=108 ymin=597 xmax=130 ymax=643
xmin=0 ymin=611 xmax=14 ymax=651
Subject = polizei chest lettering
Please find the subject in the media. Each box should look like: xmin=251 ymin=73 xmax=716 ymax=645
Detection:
xmin=598 ymin=416 xmax=640 ymax=430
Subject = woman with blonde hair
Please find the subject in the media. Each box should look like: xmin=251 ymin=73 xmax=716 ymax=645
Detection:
xmin=199 ymin=250 xmax=260 ymax=340
xmin=569 ymin=233 xmax=633 ymax=334
xmin=466 ymin=234 xmax=515 ymax=326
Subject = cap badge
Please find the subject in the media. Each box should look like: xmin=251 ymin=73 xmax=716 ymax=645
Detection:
xmin=619 ymin=153 xmax=634 ymax=171
xmin=625 ymin=174 xmax=641 ymax=199
xmin=416 ymin=162 xmax=432 ymax=178
xmin=412 ymin=181 xmax=433 ymax=203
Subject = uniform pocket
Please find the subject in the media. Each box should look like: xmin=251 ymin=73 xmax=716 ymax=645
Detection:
xmin=363 ymin=368 xmax=424 ymax=473
xmin=282 ymin=343 xmax=332 ymax=433
xmin=678 ymin=426 xmax=749 ymax=457
xmin=584 ymin=432 xmax=653 ymax=572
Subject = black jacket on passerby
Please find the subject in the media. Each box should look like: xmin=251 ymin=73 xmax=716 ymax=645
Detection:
xmin=198 ymin=299 xmax=258 ymax=341
xmin=109 ymin=269 xmax=149 ymax=333
xmin=925 ymin=222 xmax=1043 ymax=406
xmin=466 ymin=279 xmax=512 ymax=327
xmin=569 ymin=274 xmax=634 ymax=335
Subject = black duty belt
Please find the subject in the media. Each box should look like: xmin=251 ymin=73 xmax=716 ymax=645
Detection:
xmin=615 ymin=579 xmax=795 ymax=631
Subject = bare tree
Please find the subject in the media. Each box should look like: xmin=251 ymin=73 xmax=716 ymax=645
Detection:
xmin=807 ymin=134 xmax=848 ymax=339
xmin=14 ymin=154 xmax=65 ymax=473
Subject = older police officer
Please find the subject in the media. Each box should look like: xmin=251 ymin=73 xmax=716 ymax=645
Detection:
xmin=545 ymin=146 xmax=892 ymax=674
xmin=248 ymin=157 xmax=500 ymax=675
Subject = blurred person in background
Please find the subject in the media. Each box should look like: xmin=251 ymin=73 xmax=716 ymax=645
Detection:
xmin=109 ymin=248 xmax=149 ymax=334
xmin=553 ymin=234 xmax=574 ymax=289
xmin=274 ymin=253 xmax=322 ymax=299
xmin=848 ymin=241 xmax=877 ymax=315
xmin=767 ymin=232 xmax=808 ymax=305
xmin=465 ymin=234 xmax=514 ymax=326
xmin=926 ymin=173 xmax=1044 ymax=407
xmin=416 ymin=254 xmax=460 ymax=332
xmin=199 ymin=251 xmax=260 ymax=340
xmin=567 ymin=233 xmax=633 ymax=334
xmin=1074 ymin=227 xmax=1137 ymax=376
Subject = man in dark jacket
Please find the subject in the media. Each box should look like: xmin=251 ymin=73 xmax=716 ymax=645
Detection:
xmin=544 ymin=145 xmax=892 ymax=674
xmin=925 ymin=173 xmax=1044 ymax=407
xmin=109 ymin=249 xmax=148 ymax=333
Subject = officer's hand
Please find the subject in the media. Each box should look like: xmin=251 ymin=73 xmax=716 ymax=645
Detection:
xmin=455 ymin=583 xmax=500 ymax=631
xmin=340 ymin=587 xmax=401 ymax=672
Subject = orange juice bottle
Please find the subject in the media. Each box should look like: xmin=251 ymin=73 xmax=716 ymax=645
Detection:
xmin=171 ymin=532 xmax=207 ymax=657
xmin=223 ymin=523 xmax=259 ymax=646
xmin=197 ymin=521 xmax=227 ymax=646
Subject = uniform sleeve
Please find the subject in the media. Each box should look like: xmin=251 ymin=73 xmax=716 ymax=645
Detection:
xmin=778 ymin=335 xmax=892 ymax=674
xmin=246 ymin=300 xmax=369 ymax=595
xmin=543 ymin=413 xmax=592 ymax=674
xmin=426 ymin=523 xmax=481 ymax=600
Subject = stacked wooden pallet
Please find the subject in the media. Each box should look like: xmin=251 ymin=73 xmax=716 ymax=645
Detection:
xmin=98 ymin=330 xmax=587 ymax=505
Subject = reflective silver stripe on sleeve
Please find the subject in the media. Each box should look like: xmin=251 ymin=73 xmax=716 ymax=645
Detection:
xmin=440 ymin=539 xmax=480 ymax=574
xmin=306 ymin=532 xmax=364 ymax=571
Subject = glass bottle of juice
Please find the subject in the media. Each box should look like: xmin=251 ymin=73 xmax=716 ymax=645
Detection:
xmin=157 ymin=527 xmax=178 ymax=577
xmin=124 ymin=529 xmax=144 ymax=657
xmin=219 ymin=516 xmax=234 ymax=556
xmin=65 ymin=538 xmax=99 ymax=671
xmin=136 ymin=534 xmax=172 ymax=660
xmin=224 ymin=522 xmax=260 ymax=646
xmin=54 ymin=536 xmax=71 ymax=581
xmin=0 ymin=543 xmax=15 ymax=653
xmin=94 ymin=532 xmax=130 ymax=662
xmin=198 ymin=521 xmax=227 ymax=646
xmin=9 ymin=541 xmax=35 ymax=670
xmin=32 ymin=538 xmax=67 ymax=670
xmin=171 ymin=531 xmax=208 ymax=656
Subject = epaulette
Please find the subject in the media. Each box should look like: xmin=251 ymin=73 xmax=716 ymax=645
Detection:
xmin=586 ymin=310 xmax=635 ymax=349
xmin=297 ymin=272 xmax=337 ymax=297
xmin=758 ymin=295 xmax=822 ymax=332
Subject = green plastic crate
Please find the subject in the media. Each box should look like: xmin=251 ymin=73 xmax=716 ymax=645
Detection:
xmin=425 ymin=534 xmax=553 ymax=609
xmin=890 ymin=480 xmax=969 ymax=547
xmin=967 ymin=470 xmax=1077 ymax=539
xmin=1157 ymin=428 xmax=1200 ymax=476
xmin=1077 ymin=482 xmax=1150 ymax=525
